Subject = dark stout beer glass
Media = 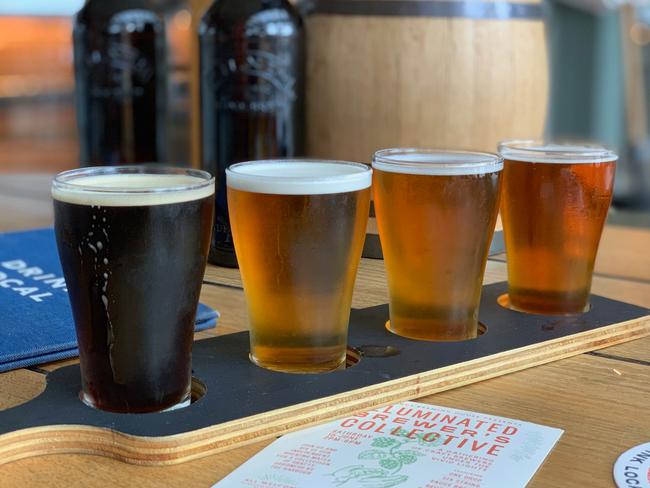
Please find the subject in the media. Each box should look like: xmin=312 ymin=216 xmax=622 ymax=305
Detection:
xmin=227 ymin=160 xmax=371 ymax=373
xmin=52 ymin=166 xmax=214 ymax=413
xmin=499 ymin=141 xmax=617 ymax=315
xmin=372 ymin=149 xmax=503 ymax=341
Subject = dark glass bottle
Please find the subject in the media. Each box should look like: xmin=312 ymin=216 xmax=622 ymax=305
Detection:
xmin=73 ymin=0 xmax=192 ymax=165
xmin=200 ymin=0 xmax=305 ymax=267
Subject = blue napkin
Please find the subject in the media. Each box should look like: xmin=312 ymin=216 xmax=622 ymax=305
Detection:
xmin=0 ymin=228 xmax=219 ymax=373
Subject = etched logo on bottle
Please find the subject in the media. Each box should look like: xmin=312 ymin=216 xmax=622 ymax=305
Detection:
xmin=87 ymin=9 xmax=161 ymax=100
xmin=207 ymin=41 xmax=297 ymax=113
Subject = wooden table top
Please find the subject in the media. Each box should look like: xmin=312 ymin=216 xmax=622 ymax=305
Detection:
xmin=0 ymin=174 xmax=648 ymax=488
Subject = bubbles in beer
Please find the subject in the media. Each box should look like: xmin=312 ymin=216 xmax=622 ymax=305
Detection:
xmin=75 ymin=205 xmax=113 ymax=326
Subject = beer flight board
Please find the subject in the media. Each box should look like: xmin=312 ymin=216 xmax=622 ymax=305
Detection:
xmin=0 ymin=282 xmax=647 ymax=466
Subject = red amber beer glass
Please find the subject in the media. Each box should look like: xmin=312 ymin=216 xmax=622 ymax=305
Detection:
xmin=53 ymin=166 xmax=214 ymax=412
xmin=227 ymin=160 xmax=371 ymax=373
xmin=499 ymin=141 xmax=617 ymax=314
xmin=372 ymin=149 xmax=503 ymax=341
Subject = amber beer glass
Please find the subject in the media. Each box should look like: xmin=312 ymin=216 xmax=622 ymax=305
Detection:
xmin=372 ymin=149 xmax=503 ymax=341
xmin=52 ymin=167 xmax=214 ymax=413
xmin=499 ymin=141 xmax=617 ymax=314
xmin=227 ymin=160 xmax=371 ymax=373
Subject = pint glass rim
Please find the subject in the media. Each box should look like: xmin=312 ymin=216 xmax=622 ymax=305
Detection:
xmin=372 ymin=148 xmax=503 ymax=175
xmin=498 ymin=139 xmax=618 ymax=164
xmin=226 ymin=159 xmax=372 ymax=195
xmin=52 ymin=165 xmax=215 ymax=195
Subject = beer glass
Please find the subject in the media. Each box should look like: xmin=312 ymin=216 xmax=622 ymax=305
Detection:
xmin=372 ymin=149 xmax=503 ymax=341
xmin=52 ymin=166 xmax=215 ymax=413
xmin=227 ymin=160 xmax=371 ymax=373
xmin=499 ymin=140 xmax=617 ymax=315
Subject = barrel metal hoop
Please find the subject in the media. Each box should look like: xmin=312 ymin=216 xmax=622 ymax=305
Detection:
xmin=306 ymin=0 xmax=544 ymax=20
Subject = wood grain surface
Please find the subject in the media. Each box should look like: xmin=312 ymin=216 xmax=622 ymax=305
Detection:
xmin=0 ymin=175 xmax=648 ymax=487
xmin=306 ymin=6 xmax=548 ymax=162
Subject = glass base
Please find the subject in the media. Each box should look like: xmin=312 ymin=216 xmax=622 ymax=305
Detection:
xmin=385 ymin=320 xmax=479 ymax=342
xmin=497 ymin=293 xmax=591 ymax=315
xmin=80 ymin=391 xmax=192 ymax=414
xmin=249 ymin=353 xmax=346 ymax=374
xmin=160 ymin=395 xmax=191 ymax=412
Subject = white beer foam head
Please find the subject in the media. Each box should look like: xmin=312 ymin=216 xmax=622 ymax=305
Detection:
xmin=372 ymin=149 xmax=503 ymax=175
xmin=52 ymin=168 xmax=215 ymax=206
xmin=226 ymin=160 xmax=372 ymax=195
xmin=499 ymin=140 xmax=618 ymax=163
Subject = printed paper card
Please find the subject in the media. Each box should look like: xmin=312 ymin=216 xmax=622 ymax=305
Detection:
xmin=213 ymin=401 xmax=563 ymax=488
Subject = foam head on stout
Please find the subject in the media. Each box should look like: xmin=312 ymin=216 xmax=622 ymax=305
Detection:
xmin=52 ymin=166 xmax=214 ymax=413
xmin=226 ymin=160 xmax=371 ymax=373
xmin=372 ymin=149 xmax=503 ymax=341
xmin=498 ymin=140 xmax=617 ymax=315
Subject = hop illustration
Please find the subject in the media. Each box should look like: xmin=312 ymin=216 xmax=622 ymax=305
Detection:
xmin=396 ymin=452 xmax=417 ymax=465
xmin=379 ymin=458 xmax=400 ymax=470
xmin=331 ymin=434 xmax=425 ymax=486
xmin=372 ymin=437 xmax=398 ymax=448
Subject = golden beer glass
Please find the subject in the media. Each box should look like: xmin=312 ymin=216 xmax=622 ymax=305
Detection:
xmin=227 ymin=160 xmax=371 ymax=373
xmin=372 ymin=149 xmax=503 ymax=341
xmin=499 ymin=141 xmax=617 ymax=314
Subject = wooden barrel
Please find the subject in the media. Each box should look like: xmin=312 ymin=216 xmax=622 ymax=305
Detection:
xmin=305 ymin=0 xmax=549 ymax=160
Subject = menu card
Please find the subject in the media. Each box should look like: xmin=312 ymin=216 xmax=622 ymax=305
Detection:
xmin=214 ymin=401 xmax=563 ymax=488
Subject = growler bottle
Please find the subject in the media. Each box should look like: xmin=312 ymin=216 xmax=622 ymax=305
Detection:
xmin=73 ymin=0 xmax=192 ymax=165
xmin=200 ymin=0 xmax=305 ymax=267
